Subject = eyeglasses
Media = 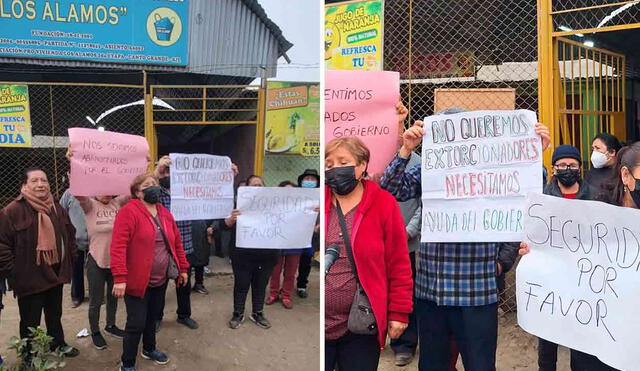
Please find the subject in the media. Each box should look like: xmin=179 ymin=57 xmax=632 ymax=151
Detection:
xmin=553 ymin=164 xmax=581 ymax=170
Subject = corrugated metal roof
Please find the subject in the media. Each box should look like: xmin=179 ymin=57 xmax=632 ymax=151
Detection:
xmin=0 ymin=0 xmax=293 ymax=78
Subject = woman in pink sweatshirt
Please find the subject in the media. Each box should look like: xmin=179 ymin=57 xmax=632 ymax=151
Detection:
xmin=67 ymin=149 xmax=131 ymax=350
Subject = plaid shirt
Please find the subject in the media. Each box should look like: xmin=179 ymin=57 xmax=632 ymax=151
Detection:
xmin=380 ymin=155 xmax=500 ymax=307
xmin=159 ymin=188 xmax=193 ymax=256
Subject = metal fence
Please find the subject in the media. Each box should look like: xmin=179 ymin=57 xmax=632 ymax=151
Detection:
xmin=0 ymin=82 xmax=144 ymax=208
xmin=263 ymin=154 xmax=320 ymax=187
xmin=383 ymin=0 xmax=541 ymax=319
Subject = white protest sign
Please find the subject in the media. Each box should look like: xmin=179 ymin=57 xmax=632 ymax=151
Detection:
xmin=236 ymin=187 xmax=319 ymax=249
xmin=420 ymin=109 xmax=542 ymax=242
xmin=517 ymin=193 xmax=640 ymax=371
xmin=169 ymin=153 xmax=234 ymax=221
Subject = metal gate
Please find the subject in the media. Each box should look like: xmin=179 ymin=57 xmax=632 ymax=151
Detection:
xmin=555 ymin=37 xmax=626 ymax=163
xmin=538 ymin=0 xmax=640 ymax=164
xmin=146 ymin=84 xmax=265 ymax=175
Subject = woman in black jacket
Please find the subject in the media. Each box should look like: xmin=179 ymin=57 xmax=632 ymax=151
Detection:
xmin=220 ymin=175 xmax=279 ymax=330
xmin=520 ymin=145 xmax=617 ymax=371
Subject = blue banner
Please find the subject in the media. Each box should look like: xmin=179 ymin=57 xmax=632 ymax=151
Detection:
xmin=0 ymin=0 xmax=189 ymax=66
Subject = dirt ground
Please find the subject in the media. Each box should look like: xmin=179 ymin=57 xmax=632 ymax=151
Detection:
xmin=0 ymin=266 xmax=320 ymax=371
xmin=379 ymin=311 xmax=572 ymax=371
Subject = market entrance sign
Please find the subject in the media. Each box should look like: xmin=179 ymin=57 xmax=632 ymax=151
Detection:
xmin=0 ymin=0 xmax=189 ymax=66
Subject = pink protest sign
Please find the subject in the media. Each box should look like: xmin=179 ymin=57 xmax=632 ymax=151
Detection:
xmin=68 ymin=128 xmax=149 ymax=196
xmin=325 ymin=70 xmax=400 ymax=176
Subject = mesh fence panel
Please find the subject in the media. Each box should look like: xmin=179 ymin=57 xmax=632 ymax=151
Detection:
xmin=263 ymin=154 xmax=320 ymax=187
xmin=384 ymin=0 xmax=541 ymax=321
xmin=0 ymin=83 xmax=144 ymax=208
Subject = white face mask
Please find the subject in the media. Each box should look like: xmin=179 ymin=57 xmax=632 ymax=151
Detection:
xmin=591 ymin=151 xmax=609 ymax=169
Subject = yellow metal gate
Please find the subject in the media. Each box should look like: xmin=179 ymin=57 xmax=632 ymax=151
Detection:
xmin=145 ymin=84 xmax=266 ymax=175
xmin=555 ymin=37 xmax=626 ymax=163
xmin=538 ymin=0 xmax=640 ymax=165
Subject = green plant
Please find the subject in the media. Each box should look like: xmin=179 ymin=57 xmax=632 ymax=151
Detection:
xmin=2 ymin=327 xmax=70 ymax=371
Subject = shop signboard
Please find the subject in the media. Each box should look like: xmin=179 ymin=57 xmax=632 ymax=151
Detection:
xmin=265 ymin=81 xmax=320 ymax=157
xmin=0 ymin=0 xmax=189 ymax=66
xmin=325 ymin=0 xmax=384 ymax=71
xmin=0 ymin=84 xmax=31 ymax=148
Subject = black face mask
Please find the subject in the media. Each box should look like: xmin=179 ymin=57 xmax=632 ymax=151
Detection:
xmin=555 ymin=169 xmax=580 ymax=187
xmin=629 ymin=177 xmax=640 ymax=207
xmin=326 ymin=166 xmax=359 ymax=196
xmin=142 ymin=185 xmax=162 ymax=204
xmin=159 ymin=176 xmax=170 ymax=189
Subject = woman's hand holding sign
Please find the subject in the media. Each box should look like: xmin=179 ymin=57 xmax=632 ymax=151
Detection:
xmin=399 ymin=120 xmax=425 ymax=159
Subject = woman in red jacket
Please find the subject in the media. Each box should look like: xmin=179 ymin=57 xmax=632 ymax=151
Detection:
xmin=324 ymin=137 xmax=413 ymax=371
xmin=110 ymin=173 xmax=189 ymax=371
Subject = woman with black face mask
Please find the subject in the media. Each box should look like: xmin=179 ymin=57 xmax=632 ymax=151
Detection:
xmin=324 ymin=137 xmax=413 ymax=371
xmin=521 ymin=145 xmax=617 ymax=371
xmin=110 ymin=173 xmax=190 ymax=371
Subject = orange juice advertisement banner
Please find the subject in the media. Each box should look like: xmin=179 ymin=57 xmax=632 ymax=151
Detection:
xmin=265 ymin=82 xmax=320 ymax=157
xmin=325 ymin=0 xmax=384 ymax=71
xmin=0 ymin=85 xmax=31 ymax=148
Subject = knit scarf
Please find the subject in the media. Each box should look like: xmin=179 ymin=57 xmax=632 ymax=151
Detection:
xmin=20 ymin=186 xmax=59 ymax=266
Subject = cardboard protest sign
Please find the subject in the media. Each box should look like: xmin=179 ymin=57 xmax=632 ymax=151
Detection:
xmin=325 ymin=70 xmax=400 ymax=177
xmin=420 ymin=110 xmax=542 ymax=242
xmin=517 ymin=193 xmax=640 ymax=371
xmin=68 ymin=128 xmax=149 ymax=196
xmin=169 ymin=153 xmax=234 ymax=221
xmin=236 ymin=187 xmax=319 ymax=249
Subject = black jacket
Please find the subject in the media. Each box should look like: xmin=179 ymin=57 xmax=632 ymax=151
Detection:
xmin=189 ymin=220 xmax=212 ymax=267
xmin=544 ymin=177 xmax=592 ymax=200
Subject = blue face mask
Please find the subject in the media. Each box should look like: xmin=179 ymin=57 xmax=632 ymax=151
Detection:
xmin=301 ymin=180 xmax=317 ymax=188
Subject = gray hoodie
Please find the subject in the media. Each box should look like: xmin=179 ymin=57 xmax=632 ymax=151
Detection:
xmin=59 ymin=189 xmax=89 ymax=251
xmin=398 ymin=153 xmax=422 ymax=253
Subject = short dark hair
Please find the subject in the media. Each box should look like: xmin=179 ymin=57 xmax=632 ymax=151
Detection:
xmin=22 ymin=167 xmax=47 ymax=185
xmin=278 ymin=180 xmax=296 ymax=187
xmin=593 ymin=133 xmax=622 ymax=154
xmin=246 ymin=175 xmax=264 ymax=185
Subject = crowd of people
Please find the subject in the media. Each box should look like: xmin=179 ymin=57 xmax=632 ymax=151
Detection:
xmin=324 ymin=101 xmax=632 ymax=371
xmin=0 ymin=151 xmax=320 ymax=371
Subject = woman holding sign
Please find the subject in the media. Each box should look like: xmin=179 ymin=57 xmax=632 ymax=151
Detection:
xmin=222 ymin=175 xmax=280 ymax=330
xmin=324 ymin=137 xmax=413 ymax=371
xmin=110 ymin=173 xmax=189 ymax=371
xmin=66 ymin=148 xmax=129 ymax=350
xmin=520 ymin=145 xmax=617 ymax=371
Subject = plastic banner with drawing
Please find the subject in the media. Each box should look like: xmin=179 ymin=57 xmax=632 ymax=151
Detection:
xmin=169 ymin=153 xmax=235 ymax=222
xmin=0 ymin=85 xmax=31 ymax=148
xmin=325 ymin=0 xmax=384 ymax=70
xmin=517 ymin=193 xmax=640 ymax=371
xmin=420 ymin=110 xmax=543 ymax=242
xmin=235 ymin=187 xmax=319 ymax=249
xmin=265 ymin=82 xmax=320 ymax=156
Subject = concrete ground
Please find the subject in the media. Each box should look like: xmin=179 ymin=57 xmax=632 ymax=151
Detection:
xmin=0 ymin=260 xmax=320 ymax=371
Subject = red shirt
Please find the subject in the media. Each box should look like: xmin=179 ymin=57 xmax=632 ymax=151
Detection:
xmin=563 ymin=193 xmax=578 ymax=199
xmin=325 ymin=205 xmax=357 ymax=340
xmin=148 ymin=222 xmax=169 ymax=288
